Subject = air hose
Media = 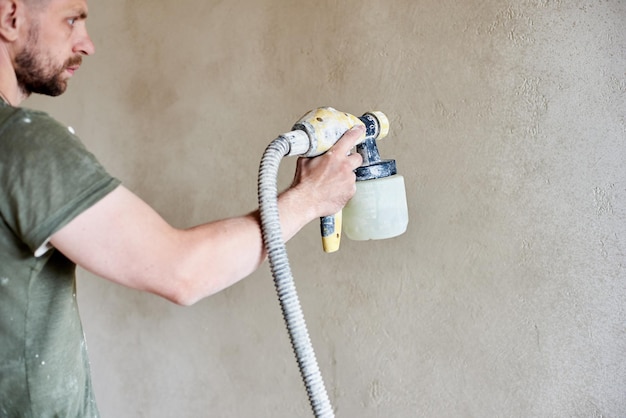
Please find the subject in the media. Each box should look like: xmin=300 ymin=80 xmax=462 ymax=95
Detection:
xmin=257 ymin=135 xmax=335 ymax=418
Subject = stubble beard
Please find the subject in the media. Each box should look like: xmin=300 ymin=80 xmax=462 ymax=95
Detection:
xmin=14 ymin=23 xmax=81 ymax=97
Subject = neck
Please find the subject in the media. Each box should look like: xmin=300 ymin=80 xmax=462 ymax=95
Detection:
xmin=0 ymin=45 xmax=28 ymax=106
xmin=0 ymin=90 xmax=10 ymax=104
xmin=0 ymin=81 xmax=28 ymax=106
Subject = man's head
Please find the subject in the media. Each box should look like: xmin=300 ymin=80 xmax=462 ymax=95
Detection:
xmin=0 ymin=0 xmax=95 ymax=99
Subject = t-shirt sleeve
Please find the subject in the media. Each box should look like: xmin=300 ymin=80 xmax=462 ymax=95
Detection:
xmin=0 ymin=108 xmax=121 ymax=255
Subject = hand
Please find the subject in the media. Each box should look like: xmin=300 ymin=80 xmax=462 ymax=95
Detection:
xmin=289 ymin=125 xmax=365 ymax=218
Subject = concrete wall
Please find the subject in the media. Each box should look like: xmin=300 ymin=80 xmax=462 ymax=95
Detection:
xmin=27 ymin=0 xmax=626 ymax=416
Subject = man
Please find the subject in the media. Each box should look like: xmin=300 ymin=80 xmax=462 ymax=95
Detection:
xmin=0 ymin=0 xmax=364 ymax=415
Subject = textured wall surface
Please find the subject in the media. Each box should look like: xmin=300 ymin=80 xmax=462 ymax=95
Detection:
xmin=28 ymin=0 xmax=626 ymax=416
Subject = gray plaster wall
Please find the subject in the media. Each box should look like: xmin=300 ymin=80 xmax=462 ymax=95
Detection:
xmin=27 ymin=0 xmax=626 ymax=416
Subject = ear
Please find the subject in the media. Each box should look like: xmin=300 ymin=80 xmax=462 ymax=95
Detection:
xmin=0 ymin=0 xmax=21 ymax=43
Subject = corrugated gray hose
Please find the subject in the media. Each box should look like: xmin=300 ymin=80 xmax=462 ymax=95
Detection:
xmin=257 ymin=136 xmax=335 ymax=418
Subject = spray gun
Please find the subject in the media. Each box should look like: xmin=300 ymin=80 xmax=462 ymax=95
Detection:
xmin=257 ymin=107 xmax=408 ymax=418
xmin=277 ymin=107 xmax=408 ymax=252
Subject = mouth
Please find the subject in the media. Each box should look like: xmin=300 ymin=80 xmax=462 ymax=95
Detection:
xmin=64 ymin=56 xmax=83 ymax=76
xmin=65 ymin=65 xmax=79 ymax=76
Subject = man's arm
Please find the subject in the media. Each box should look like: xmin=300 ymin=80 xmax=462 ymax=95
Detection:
xmin=49 ymin=126 xmax=364 ymax=306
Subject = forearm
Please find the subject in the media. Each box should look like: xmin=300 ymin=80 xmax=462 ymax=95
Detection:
xmin=173 ymin=187 xmax=316 ymax=304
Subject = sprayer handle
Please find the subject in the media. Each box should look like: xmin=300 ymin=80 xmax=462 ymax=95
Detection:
xmin=320 ymin=211 xmax=342 ymax=253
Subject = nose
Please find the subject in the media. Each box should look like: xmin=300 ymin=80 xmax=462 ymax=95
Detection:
xmin=74 ymin=26 xmax=96 ymax=56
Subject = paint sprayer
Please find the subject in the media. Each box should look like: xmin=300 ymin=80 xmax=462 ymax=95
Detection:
xmin=257 ymin=107 xmax=408 ymax=417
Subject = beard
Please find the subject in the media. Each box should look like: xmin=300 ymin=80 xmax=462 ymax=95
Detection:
xmin=14 ymin=24 xmax=82 ymax=97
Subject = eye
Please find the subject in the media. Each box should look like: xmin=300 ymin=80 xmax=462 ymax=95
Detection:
xmin=68 ymin=17 xmax=77 ymax=26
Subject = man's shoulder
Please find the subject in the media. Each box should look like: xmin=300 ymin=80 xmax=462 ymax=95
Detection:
xmin=0 ymin=104 xmax=81 ymax=153
xmin=0 ymin=103 xmax=62 ymax=132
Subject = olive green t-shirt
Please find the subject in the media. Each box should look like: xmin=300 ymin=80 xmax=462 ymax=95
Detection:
xmin=0 ymin=102 xmax=120 ymax=417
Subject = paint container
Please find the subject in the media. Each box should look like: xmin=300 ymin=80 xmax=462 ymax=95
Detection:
xmin=343 ymin=174 xmax=408 ymax=240
xmin=343 ymin=134 xmax=409 ymax=241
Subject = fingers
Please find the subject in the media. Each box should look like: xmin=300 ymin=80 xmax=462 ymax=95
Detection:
xmin=346 ymin=151 xmax=363 ymax=171
xmin=322 ymin=125 xmax=364 ymax=172
xmin=330 ymin=124 xmax=365 ymax=156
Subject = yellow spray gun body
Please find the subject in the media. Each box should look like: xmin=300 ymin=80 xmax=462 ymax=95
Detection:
xmin=280 ymin=107 xmax=390 ymax=252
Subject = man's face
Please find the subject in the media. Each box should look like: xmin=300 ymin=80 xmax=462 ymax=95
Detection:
xmin=13 ymin=0 xmax=94 ymax=97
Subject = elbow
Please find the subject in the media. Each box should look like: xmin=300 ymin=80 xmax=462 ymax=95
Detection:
xmin=162 ymin=281 xmax=203 ymax=307
xmin=158 ymin=269 xmax=222 ymax=307
xmin=146 ymin=245 xmax=233 ymax=306
xmin=167 ymin=293 xmax=196 ymax=307
xmin=140 ymin=252 xmax=206 ymax=306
